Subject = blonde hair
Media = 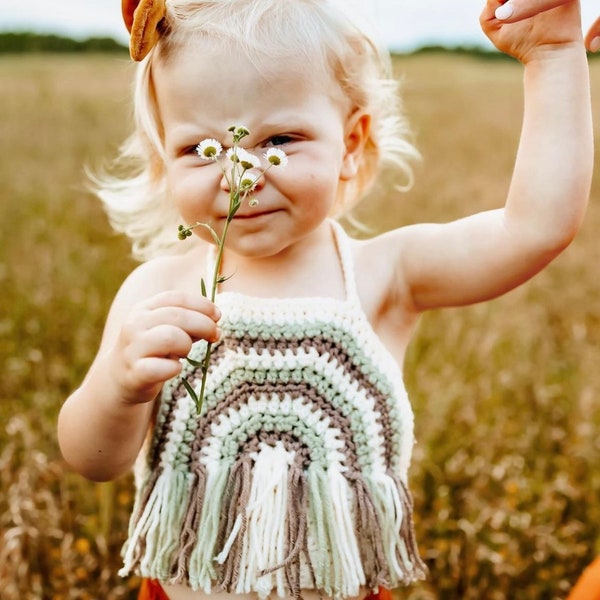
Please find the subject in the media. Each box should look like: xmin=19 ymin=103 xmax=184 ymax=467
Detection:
xmin=96 ymin=0 xmax=419 ymax=261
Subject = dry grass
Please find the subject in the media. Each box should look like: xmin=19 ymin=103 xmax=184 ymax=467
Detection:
xmin=2 ymin=52 xmax=600 ymax=599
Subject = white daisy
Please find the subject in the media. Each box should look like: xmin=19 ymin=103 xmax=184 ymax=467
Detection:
xmin=264 ymin=148 xmax=288 ymax=167
xmin=196 ymin=138 xmax=223 ymax=160
xmin=238 ymin=170 xmax=260 ymax=191
xmin=227 ymin=147 xmax=261 ymax=170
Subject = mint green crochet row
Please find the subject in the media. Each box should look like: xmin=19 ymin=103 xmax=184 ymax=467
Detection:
xmin=202 ymin=368 xmax=402 ymax=471
xmin=218 ymin=315 xmax=387 ymax=383
xmin=218 ymin=412 xmax=328 ymax=463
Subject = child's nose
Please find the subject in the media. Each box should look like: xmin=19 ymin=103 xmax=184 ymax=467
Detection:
xmin=219 ymin=172 xmax=230 ymax=192
xmin=220 ymin=169 xmax=266 ymax=193
xmin=248 ymin=170 xmax=266 ymax=191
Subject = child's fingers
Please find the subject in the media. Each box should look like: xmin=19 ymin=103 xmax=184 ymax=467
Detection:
xmin=114 ymin=317 xmax=217 ymax=401
xmin=135 ymin=324 xmax=197 ymax=358
xmin=132 ymin=318 xmax=221 ymax=359
xmin=111 ymin=290 xmax=222 ymax=399
xmin=123 ymin=290 xmax=222 ymax=345
xmin=136 ymin=305 xmax=221 ymax=339
xmin=119 ymin=308 xmax=221 ymax=375
xmin=130 ymin=356 xmax=185 ymax=388
xmin=492 ymin=0 xmax=573 ymax=22
xmin=142 ymin=290 xmax=221 ymax=321
xmin=585 ymin=17 xmax=600 ymax=52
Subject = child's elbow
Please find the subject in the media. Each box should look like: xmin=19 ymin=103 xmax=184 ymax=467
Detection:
xmin=547 ymin=213 xmax=584 ymax=253
xmin=60 ymin=449 xmax=133 ymax=483
xmin=529 ymin=215 xmax=583 ymax=266
xmin=57 ymin=428 xmax=134 ymax=482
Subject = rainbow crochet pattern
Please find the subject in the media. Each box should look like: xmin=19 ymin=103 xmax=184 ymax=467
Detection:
xmin=119 ymin=222 xmax=427 ymax=599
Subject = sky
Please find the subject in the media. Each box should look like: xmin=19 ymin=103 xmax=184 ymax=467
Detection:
xmin=0 ymin=0 xmax=597 ymax=51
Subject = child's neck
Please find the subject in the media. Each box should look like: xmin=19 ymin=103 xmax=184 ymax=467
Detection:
xmin=218 ymin=223 xmax=347 ymax=300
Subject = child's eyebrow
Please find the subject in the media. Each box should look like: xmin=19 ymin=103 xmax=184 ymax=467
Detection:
xmin=258 ymin=115 xmax=312 ymax=131
xmin=165 ymin=126 xmax=222 ymax=149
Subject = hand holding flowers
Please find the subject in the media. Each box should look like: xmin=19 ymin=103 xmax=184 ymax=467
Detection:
xmin=178 ymin=125 xmax=287 ymax=413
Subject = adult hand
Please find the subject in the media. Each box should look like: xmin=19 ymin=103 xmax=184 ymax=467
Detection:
xmin=585 ymin=16 xmax=600 ymax=51
xmin=480 ymin=0 xmax=583 ymax=62
xmin=492 ymin=0 xmax=600 ymax=51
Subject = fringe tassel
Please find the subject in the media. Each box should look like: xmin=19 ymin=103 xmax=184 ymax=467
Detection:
xmin=120 ymin=468 xmax=159 ymax=572
xmin=349 ymin=473 xmax=390 ymax=589
xmin=120 ymin=468 xmax=190 ymax=579
xmin=218 ymin=442 xmax=295 ymax=599
xmin=307 ymin=465 xmax=365 ymax=598
xmin=259 ymin=461 xmax=310 ymax=600
xmin=391 ymin=473 xmax=428 ymax=581
xmin=214 ymin=456 xmax=252 ymax=592
xmin=371 ymin=472 xmax=427 ymax=584
xmin=186 ymin=463 xmax=232 ymax=591
xmin=170 ymin=464 xmax=208 ymax=584
xmin=123 ymin=449 xmax=425 ymax=596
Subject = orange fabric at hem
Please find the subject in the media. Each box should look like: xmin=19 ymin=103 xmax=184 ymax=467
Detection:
xmin=567 ymin=557 xmax=600 ymax=600
xmin=138 ymin=579 xmax=170 ymax=600
xmin=365 ymin=588 xmax=393 ymax=600
xmin=137 ymin=580 xmax=392 ymax=600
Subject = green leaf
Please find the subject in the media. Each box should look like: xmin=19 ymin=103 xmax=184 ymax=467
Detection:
xmin=186 ymin=356 xmax=204 ymax=367
xmin=217 ymin=273 xmax=234 ymax=284
xmin=182 ymin=378 xmax=199 ymax=404
xmin=200 ymin=278 xmax=207 ymax=298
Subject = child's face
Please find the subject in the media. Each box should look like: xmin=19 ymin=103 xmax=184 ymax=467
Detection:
xmin=153 ymin=42 xmax=366 ymax=258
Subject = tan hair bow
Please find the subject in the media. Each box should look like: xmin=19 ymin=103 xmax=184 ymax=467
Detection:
xmin=122 ymin=0 xmax=166 ymax=61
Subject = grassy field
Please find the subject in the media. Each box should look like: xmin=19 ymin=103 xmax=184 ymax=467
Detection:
xmin=2 ymin=52 xmax=600 ymax=599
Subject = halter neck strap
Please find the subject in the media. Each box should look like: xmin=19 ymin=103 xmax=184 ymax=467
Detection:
xmin=329 ymin=219 xmax=360 ymax=305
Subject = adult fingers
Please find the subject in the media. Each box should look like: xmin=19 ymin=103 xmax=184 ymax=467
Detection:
xmin=585 ymin=17 xmax=600 ymax=52
xmin=492 ymin=0 xmax=574 ymax=22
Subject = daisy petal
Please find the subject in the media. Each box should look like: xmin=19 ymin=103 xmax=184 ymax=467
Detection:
xmin=264 ymin=148 xmax=288 ymax=167
xmin=196 ymin=138 xmax=223 ymax=160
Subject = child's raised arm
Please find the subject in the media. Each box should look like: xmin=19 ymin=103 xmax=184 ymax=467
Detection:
xmin=392 ymin=0 xmax=593 ymax=311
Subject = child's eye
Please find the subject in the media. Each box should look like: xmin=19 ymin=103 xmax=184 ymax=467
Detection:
xmin=265 ymin=135 xmax=294 ymax=147
xmin=180 ymin=145 xmax=201 ymax=156
xmin=181 ymin=144 xmax=219 ymax=164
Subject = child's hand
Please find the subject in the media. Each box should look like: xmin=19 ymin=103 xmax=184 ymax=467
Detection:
xmin=480 ymin=0 xmax=583 ymax=63
xmin=109 ymin=291 xmax=221 ymax=405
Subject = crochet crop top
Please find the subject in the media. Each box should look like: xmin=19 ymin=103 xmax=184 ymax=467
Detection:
xmin=119 ymin=221 xmax=427 ymax=598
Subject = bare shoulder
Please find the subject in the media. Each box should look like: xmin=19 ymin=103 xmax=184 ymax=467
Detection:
xmin=120 ymin=244 xmax=207 ymax=299
xmin=346 ymin=225 xmax=421 ymax=359
xmin=104 ymin=242 xmax=208 ymax=324
xmin=348 ymin=225 xmax=417 ymax=317
xmin=119 ymin=254 xmax=197 ymax=301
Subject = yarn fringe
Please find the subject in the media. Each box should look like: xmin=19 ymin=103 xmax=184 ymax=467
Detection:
xmin=120 ymin=446 xmax=426 ymax=597
xmin=119 ymin=467 xmax=192 ymax=580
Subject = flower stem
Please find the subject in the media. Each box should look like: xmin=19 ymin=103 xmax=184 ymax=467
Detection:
xmin=193 ymin=198 xmax=236 ymax=414
xmin=178 ymin=126 xmax=286 ymax=415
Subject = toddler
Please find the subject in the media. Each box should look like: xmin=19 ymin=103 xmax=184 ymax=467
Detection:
xmin=58 ymin=1 xmax=593 ymax=599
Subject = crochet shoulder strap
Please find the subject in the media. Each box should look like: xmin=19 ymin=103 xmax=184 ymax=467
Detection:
xmin=330 ymin=219 xmax=360 ymax=305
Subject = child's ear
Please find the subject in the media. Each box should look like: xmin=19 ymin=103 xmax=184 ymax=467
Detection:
xmin=340 ymin=110 xmax=371 ymax=181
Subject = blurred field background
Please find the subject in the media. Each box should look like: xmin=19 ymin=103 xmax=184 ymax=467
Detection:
xmin=2 ymin=51 xmax=600 ymax=599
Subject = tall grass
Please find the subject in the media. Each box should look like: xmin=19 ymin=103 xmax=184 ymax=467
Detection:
xmin=1 ymin=53 xmax=600 ymax=599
